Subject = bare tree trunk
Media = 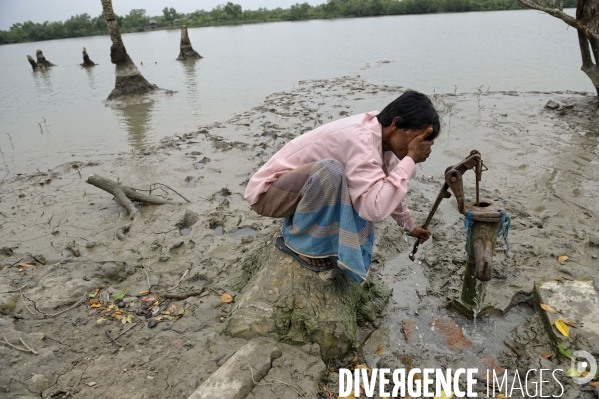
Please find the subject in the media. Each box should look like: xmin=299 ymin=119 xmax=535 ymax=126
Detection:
xmin=177 ymin=26 xmax=202 ymax=61
xmin=576 ymin=0 xmax=599 ymax=99
xmin=518 ymin=0 xmax=599 ymax=101
xmin=100 ymin=0 xmax=157 ymax=100
xmin=81 ymin=47 xmax=96 ymax=67
xmin=35 ymin=50 xmax=55 ymax=69
xmin=578 ymin=31 xmax=599 ymax=98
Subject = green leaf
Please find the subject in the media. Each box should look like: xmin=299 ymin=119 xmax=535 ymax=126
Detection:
xmin=112 ymin=291 xmax=126 ymax=300
xmin=178 ymin=307 xmax=185 ymax=315
xmin=566 ymin=368 xmax=581 ymax=377
xmin=96 ymin=317 xmax=107 ymax=324
xmin=126 ymin=314 xmax=133 ymax=323
xmin=557 ymin=342 xmax=572 ymax=359
xmin=88 ymin=292 xmax=96 ymax=298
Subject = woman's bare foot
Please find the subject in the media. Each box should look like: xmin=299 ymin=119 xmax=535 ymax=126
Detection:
xmin=298 ymin=253 xmax=332 ymax=267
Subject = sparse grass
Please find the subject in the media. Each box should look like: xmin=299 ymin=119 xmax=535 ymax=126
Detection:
xmin=446 ymin=102 xmax=455 ymax=134
xmin=476 ymin=84 xmax=484 ymax=110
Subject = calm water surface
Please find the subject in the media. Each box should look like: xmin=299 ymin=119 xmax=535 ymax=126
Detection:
xmin=0 ymin=9 xmax=589 ymax=175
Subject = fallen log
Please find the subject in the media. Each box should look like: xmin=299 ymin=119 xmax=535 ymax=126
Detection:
xmin=225 ymin=234 xmax=391 ymax=359
xmin=81 ymin=47 xmax=96 ymax=67
xmin=86 ymin=174 xmax=175 ymax=220
xmin=176 ymin=26 xmax=202 ymax=61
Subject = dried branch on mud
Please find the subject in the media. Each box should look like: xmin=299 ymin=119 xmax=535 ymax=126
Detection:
xmin=503 ymin=340 xmax=521 ymax=357
xmin=163 ymin=288 xmax=205 ymax=300
xmin=86 ymin=174 xmax=179 ymax=220
xmin=0 ymin=330 xmax=38 ymax=355
xmin=20 ymin=291 xmax=87 ymax=319
xmin=105 ymin=330 xmax=123 ymax=347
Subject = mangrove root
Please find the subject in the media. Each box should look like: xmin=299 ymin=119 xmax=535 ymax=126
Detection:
xmin=177 ymin=26 xmax=202 ymax=61
xmin=86 ymin=174 xmax=175 ymax=220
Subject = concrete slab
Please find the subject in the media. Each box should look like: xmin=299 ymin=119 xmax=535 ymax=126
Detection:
xmin=534 ymin=278 xmax=599 ymax=355
xmin=187 ymin=337 xmax=282 ymax=399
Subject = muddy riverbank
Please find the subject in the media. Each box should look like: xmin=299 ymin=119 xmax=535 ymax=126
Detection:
xmin=1 ymin=77 xmax=598 ymax=398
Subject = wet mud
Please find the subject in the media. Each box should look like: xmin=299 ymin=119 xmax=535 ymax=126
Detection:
xmin=1 ymin=76 xmax=598 ymax=398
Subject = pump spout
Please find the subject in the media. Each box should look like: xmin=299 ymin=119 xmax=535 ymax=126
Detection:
xmin=474 ymin=238 xmax=493 ymax=281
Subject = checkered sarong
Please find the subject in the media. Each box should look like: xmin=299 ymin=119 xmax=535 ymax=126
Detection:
xmin=281 ymin=159 xmax=375 ymax=284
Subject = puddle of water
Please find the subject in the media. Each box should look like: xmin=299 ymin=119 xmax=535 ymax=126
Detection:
xmin=229 ymin=227 xmax=258 ymax=237
xmin=179 ymin=227 xmax=191 ymax=236
xmin=187 ymin=178 xmax=196 ymax=188
xmin=206 ymin=168 xmax=220 ymax=174
xmin=381 ymin=252 xmax=533 ymax=369
xmin=212 ymin=225 xmax=223 ymax=236
xmin=194 ymin=162 xmax=205 ymax=169
xmin=215 ymin=189 xmax=231 ymax=202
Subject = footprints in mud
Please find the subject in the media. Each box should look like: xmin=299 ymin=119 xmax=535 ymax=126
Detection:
xmin=185 ymin=175 xmax=201 ymax=188
xmin=172 ymin=195 xmax=258 ymax=244
xmin=177 ymin=210 xmax=199 ymax=237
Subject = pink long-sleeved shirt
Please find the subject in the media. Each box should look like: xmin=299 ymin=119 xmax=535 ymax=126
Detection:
xmin=244 ymin=111 xmax=416 ymax=231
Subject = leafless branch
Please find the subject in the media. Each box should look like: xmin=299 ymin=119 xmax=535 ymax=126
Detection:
xmin=0 ymin=330 xmax=38 ymax=355
xmin=149 ymin=183 xmax=191 ymax=203
xmin=166 ymin=269 xmax=189 ymax=292
xmin=517 ymin=0 xmax=589 ymax=34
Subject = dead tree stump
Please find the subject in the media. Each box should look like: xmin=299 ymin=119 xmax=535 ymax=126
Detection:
xmin=27 ymin=55 xmax=37 ymax=70
xmin=101 ymin=0 xmax=159 ymax=100
xmin=225 ymin=235 xmax=391 ymax=359
xmin=36 ymin=50 xmax=55 ymax=68
xmin=28 ymin=51 xmax=54 ymax=70
xmin=81 ymin=47 xmax=96 ymax=67
xmin=177 ymin=26 xmax=202 ymax=61
xmin=86 ymin=174 xmax=175 ymax=220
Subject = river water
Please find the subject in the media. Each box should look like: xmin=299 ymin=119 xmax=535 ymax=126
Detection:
xmin=0 ymin=9 xmax=589 ymax=176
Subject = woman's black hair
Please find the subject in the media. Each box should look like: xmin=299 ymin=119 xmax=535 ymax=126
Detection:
xmin=376 ymin=90 xmax=440 ymax=140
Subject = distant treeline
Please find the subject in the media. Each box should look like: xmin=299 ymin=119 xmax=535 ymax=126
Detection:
xmin=0 ymin=0 xmax=577 ymax=45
